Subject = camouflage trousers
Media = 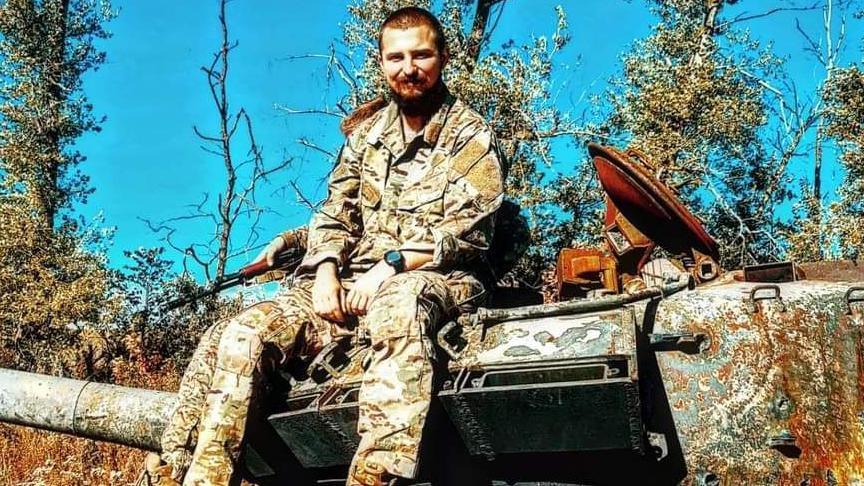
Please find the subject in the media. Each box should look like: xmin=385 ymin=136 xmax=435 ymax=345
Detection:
xmin=159 ymin=270 xmax=482 ymax=485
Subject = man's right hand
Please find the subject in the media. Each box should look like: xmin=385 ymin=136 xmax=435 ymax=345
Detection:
xmin=253 ymin=234 xmax=289 ymax=268
xmin=312 ymin=261 xmax=346 ymax=323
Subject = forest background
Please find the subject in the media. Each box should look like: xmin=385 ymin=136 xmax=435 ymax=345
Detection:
xmin=1 ymin=0 xmax=864 ymax=483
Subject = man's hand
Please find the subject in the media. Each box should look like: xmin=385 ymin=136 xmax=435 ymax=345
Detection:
xmin=253 ymin=234 xmax=288 ymax=268
xmin=312 ymin=261 xmax=346 ymax=323
xmin=345 ymin=260 xmax=396 ymax=316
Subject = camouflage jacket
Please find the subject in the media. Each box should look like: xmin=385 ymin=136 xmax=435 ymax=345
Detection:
xmin=297 ymin=88 xmax=505 ymax=281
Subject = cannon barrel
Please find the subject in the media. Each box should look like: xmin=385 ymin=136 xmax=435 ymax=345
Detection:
xmin=0 ymin=368 xmax=176 ymax=450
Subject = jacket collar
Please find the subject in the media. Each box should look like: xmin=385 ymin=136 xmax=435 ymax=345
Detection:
xmin=365 ymin=85 xmax=454 ymax=153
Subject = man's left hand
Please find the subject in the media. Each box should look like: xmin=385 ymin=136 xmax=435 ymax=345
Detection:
xmin=345 ymin=260 xmax=396 ymax=315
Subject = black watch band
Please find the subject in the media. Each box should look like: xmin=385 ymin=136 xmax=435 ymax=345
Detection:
xmin=383 ymin=250 xmax=405 ymax=273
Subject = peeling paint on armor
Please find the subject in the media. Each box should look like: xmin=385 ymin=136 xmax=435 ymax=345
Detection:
xmin=454 ymin=309 xmax=636 ymax=368
xmin=503 ymin=346 xmax=542 ymax=357
xmin=650 ymin=279 xmax=864 ymax=484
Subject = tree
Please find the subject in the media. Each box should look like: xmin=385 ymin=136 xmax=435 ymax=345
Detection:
xmin=0 ymin=0 xmax=113 ymax=229
xmin=818 ymin=58 xmax=864 ymax=258
xmin=0 ymin=195 xmax=110 ymax=374
xmin=603 ymin=0 xmax=825 ymax=268
xmin=145 ymin=0 xmax=292 ymax=282
xmin=777 ymin=0 xmax=855 ymax=261
xmin=0 ymin=0 xmax=114 ymax=375
xmin=111 ymin=246 xmax=241 ymax=375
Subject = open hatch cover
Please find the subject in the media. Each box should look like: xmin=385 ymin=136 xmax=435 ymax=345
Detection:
xmin=588 ymin=143 xmax=720 ymax=263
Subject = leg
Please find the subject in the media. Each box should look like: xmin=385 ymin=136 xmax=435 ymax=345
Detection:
xmin=152 ymin=281 xmax=325 ymax=486
xmin=160 ymin=319 xmax=232 ymax=480
xmin=350 ymin=271 xmax=454 ymax=482
xmin=181 ymin=300 xmax=281 ymax=486
xmin=183 ymin=281 xmax=330 ymax=485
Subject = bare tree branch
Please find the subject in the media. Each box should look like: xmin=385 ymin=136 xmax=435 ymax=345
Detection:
xmin=143 ymin=0 xmax=294 ymax=282
xmin=721 ymin=2 xmax=827 ymax=28
xmin=297 ymin=137 xmax=337 ymax=159
xmin=288 ymin=179 xmax=321 ymax=211
xmin=274 ymin=104 xmax=345 ymax=118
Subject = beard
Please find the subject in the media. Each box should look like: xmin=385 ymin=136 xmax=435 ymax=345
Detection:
xmin=390 ymin=78 xmax=445 ymax=117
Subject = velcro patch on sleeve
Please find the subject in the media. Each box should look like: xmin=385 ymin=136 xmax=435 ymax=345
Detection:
xmin=463 ymin=155 xmax=504 ymax=206
xmin=448 ymin=135 xmax=491 ymax=182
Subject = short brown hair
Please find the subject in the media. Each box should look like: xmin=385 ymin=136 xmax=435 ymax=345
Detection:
xmin=378 ymin=6 xmax=447 ymax=55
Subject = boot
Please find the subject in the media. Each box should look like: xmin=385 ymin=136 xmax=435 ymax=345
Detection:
xmin=135 ymin=452 xmax=181 ymax=486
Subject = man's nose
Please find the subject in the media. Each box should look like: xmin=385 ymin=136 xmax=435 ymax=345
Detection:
xmin=402 ymin=58 xmax=418 ymax=76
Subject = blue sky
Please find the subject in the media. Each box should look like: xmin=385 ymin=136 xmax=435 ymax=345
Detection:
xmin=73 ymin=1 xmax=864 ymax=278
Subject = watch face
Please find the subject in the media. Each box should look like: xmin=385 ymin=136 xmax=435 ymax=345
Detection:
xmin=385 ymin=250 xmax=401 ymax=265
xmin=385 ymin=250 xmax=404 ymax=271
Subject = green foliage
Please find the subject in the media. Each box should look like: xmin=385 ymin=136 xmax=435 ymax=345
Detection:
xmin=824 ymin=66 xmax=864 ymax=189
xmin=0 ymin=0 xmax=115 ymax=228
xmin=821 ymin=66 xmax=864 ymax=258
xmin=0 ymin=0 xmax=117 ymax=376
xmin=0 ymin=195 xmax=110 ymax=375
xmin=112 ymin=247 xmax=242 ymax=371
xmin=0 ymin=0 xmax=246 ymax=381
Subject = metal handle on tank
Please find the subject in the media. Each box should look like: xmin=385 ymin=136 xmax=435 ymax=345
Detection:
xmin=746 ymin=284 xmax=786 ymax=314
xmin=844 ymin=286 xmax=864 ymax=315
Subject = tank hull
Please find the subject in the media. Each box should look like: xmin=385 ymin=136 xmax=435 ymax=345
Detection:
xmin=0 ymin=270 xmax=862 ymax=485
xmin=649 ymin=279 xmax=864 ymax=485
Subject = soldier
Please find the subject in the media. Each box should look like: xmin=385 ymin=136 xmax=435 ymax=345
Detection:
xmin=139 ymin=6 xmax=505 ymax=486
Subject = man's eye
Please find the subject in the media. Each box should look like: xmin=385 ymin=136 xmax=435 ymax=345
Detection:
xmin=387 ymin=55 xmax=403 ymax=61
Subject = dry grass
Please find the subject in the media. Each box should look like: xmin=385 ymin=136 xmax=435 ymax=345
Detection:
xmin=0 ymin=354 xmax=183 ymax=485
xmin=0 ymin=425 xmax=146 ymax=485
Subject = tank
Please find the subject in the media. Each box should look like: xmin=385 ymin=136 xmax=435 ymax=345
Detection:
xmin=0 ymin=145 xmax=861 ymax=485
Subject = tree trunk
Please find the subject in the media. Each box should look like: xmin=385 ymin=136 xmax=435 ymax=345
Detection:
xmin=691 ymin=0 xmax=722 ymax=68
xmin=39 ymin=0 xmax=71 ymax=230
xmin=466 ymin=0 xmax=502 ymax=67
xmin=216 ymin=0 xmax=233 ymax=281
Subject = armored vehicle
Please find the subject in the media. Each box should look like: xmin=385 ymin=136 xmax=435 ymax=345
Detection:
xmin=1 ymin=145 xmax=862 ymax=485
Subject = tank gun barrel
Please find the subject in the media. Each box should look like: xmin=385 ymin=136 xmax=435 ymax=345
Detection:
xmin=0 ymin=368 xmax=176 ymax=451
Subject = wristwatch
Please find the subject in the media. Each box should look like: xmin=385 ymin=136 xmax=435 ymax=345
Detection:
xmin=383 ymin=250 xmax=405 ymax=274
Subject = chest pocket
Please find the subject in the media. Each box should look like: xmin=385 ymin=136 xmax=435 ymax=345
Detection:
xmin=396 ymin=171 xmax=447 ymax=221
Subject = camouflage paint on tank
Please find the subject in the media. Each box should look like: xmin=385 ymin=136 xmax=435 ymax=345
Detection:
xmin=649 ymin=279 xmax=864 ymax=485
xmin=450 ymin=307 xmax=637 ymax=373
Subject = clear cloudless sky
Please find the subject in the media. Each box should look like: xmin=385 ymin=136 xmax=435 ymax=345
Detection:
xmin=73 ymin=1 xmax=863 ymax=278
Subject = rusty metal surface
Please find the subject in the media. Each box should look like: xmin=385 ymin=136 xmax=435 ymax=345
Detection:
xmin=648 ymin=280 xmax=864 ymax=484
xmin=800 ymin=259 xmax=864 ymax=282
xmin=2 ymin=268 xmax=860 ymax=484
xmin=589 ymin=143 xmax=720 ymax=262
xmin=0 ymin=368 xmax=175 ymax=450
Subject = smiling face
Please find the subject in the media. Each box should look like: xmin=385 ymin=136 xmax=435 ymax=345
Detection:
xmin=379 ymin=24 xmax=447 ymax=106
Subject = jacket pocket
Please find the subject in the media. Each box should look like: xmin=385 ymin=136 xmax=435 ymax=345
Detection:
xmin=396 ymin=172 xmax=446 ymax=213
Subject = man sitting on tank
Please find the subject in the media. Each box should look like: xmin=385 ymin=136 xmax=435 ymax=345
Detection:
xmin=138 ymin=6 xmax=506 ymax=486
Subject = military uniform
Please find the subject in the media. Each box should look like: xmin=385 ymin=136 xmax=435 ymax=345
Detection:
xmin=157 ymin=87 xmax=505 ymax=485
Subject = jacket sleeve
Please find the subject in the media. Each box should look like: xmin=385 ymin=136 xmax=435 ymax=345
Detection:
xmin=296 ymin=141 xmax=363 ymax=273
xmin=402 ymin=126 xmax=505 ymax=269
